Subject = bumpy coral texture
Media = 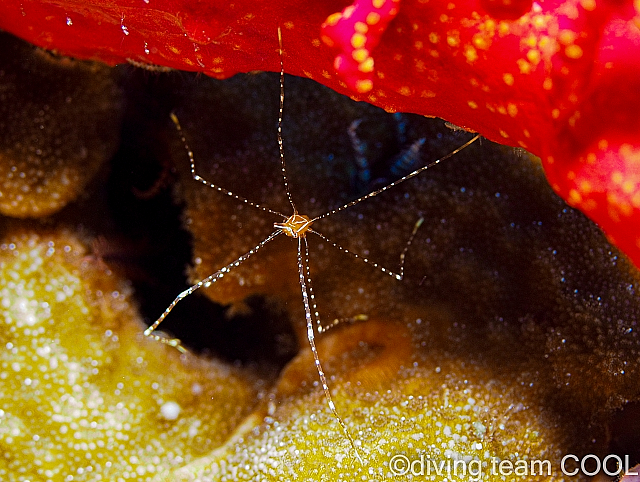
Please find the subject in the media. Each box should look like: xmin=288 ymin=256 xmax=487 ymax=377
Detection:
xmin=167 ymin=321 xmax=602 ymax=481
xmin=0 ymin=229 xmax=261 ymax=481
xmin=173 ymin=73 xmax=640 ymax=457
xmin=0 ymin=0 xmax=639 ymax=270
xmin=0 ymin=33 xmax=124 ymax=217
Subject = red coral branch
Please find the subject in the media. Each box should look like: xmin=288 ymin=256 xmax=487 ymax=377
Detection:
xmin=1 ymin=0 xmax=639 ymax=268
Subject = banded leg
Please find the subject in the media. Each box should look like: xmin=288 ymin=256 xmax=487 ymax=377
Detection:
xmin=296 ymin=236 xmax=362 ymax=463
xmin=170 ymin=112 xmax=286 ymax=219
xmin=145 ymin=230 xmax=282 ymax=350
xmin=308 ymin=216 xmax=424 ymax=282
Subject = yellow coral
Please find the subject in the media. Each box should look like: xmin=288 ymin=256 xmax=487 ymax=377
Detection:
xmin=168 ymin=320 xmax=601 ymax=481
xmin=0 ymin=229 xmax=262 ymax=481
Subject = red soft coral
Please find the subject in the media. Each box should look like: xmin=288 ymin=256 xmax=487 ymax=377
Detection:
xmin=320 ymin=0 xmax=401 ymax=94
xmin=1 ymin=0 xmax=639 ymax=267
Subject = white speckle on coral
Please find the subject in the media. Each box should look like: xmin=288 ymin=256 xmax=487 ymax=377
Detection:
xmin=191 ymin=382 xmax=203 ymax=395
xmin=188 ymin=419 xmax=201 ymax=438
xmin=160 ymin=401 xmax=181 ymax=421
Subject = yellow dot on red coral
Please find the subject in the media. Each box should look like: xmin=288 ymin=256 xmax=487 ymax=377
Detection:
xmin=612 ymin=171 xmax=624 ymax=184
xmin=324 ymin=13 xmax=342 ymax=27
xmin=352 ymin=48 xmax=369 ymax=62
xmin=472 ymin=34 xmax=491 ymax=50
xmin=321 ymin=35 xmax=334 ymax=47
xmin=526 ymin=49 xmax=541 ymax=64
xmin=619 ymin=201 xmax=633 ymax=217
xmin=517 ymin=58 xmax=532 ymax=74
xmin=565 ymin=44 xmax=583 ymax=59
xmin=464 ymin=45 xmax=478 ymax=62
xmin=580 ymin=180 xmax=592 ymax=193
xmin=373 ymin=0 xmax=386 ymax=8
xmin=503 ymin=73 xmax=514 ymax=86
xmin=568 ymin=189 xmax=582 ymax=205
xmin=533 ymin=15 xmax=546 ymax=28
xmin=524 ymin=35 xmax=537 ymax=48
xmin=355 ymin=79 xmax=373 ymax=93
xmin=559 ymin=30 xmax=578 ymax=45
xmin=619 ymin=143 xmax=639 ymax=160
xmin=351 ymin=33 xmax=367 ymax=49
xmin=468 ymin=100 xmax=478 ymax=109
xmin=358 ymin=57 xmax=374 ymax=73
xmin=622 ymin=180 xmax=635 ymax=195
xmin=543 ymin=78 xmax=553 ymax=90
xmin=354 ymin=22 xmax=368 ymax=34
xmin=366 ymin=12 xmax=381 ymax=25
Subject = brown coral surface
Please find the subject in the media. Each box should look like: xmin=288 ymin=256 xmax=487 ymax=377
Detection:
xmin=0 ymin=33 xmax=124 ymax=218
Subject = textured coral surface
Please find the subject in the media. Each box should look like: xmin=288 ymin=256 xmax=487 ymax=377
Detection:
xmin=165 ymin=71 xmax=640 ymax=479
xmin=0 ymin=34 xmax=124 ymax=217
xmin=0 ymin=229 xmax=262 ymax=481
xmin=167 ymin=320 xmax=604 ymax=481
xmin=1 ymin=32 xmax=639 ymax=480
xmin=0 ymin=0 xmax=639 ymax=269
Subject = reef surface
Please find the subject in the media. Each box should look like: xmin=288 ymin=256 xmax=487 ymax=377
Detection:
xmin=0 ymin=31 xmax=639 ymax=481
